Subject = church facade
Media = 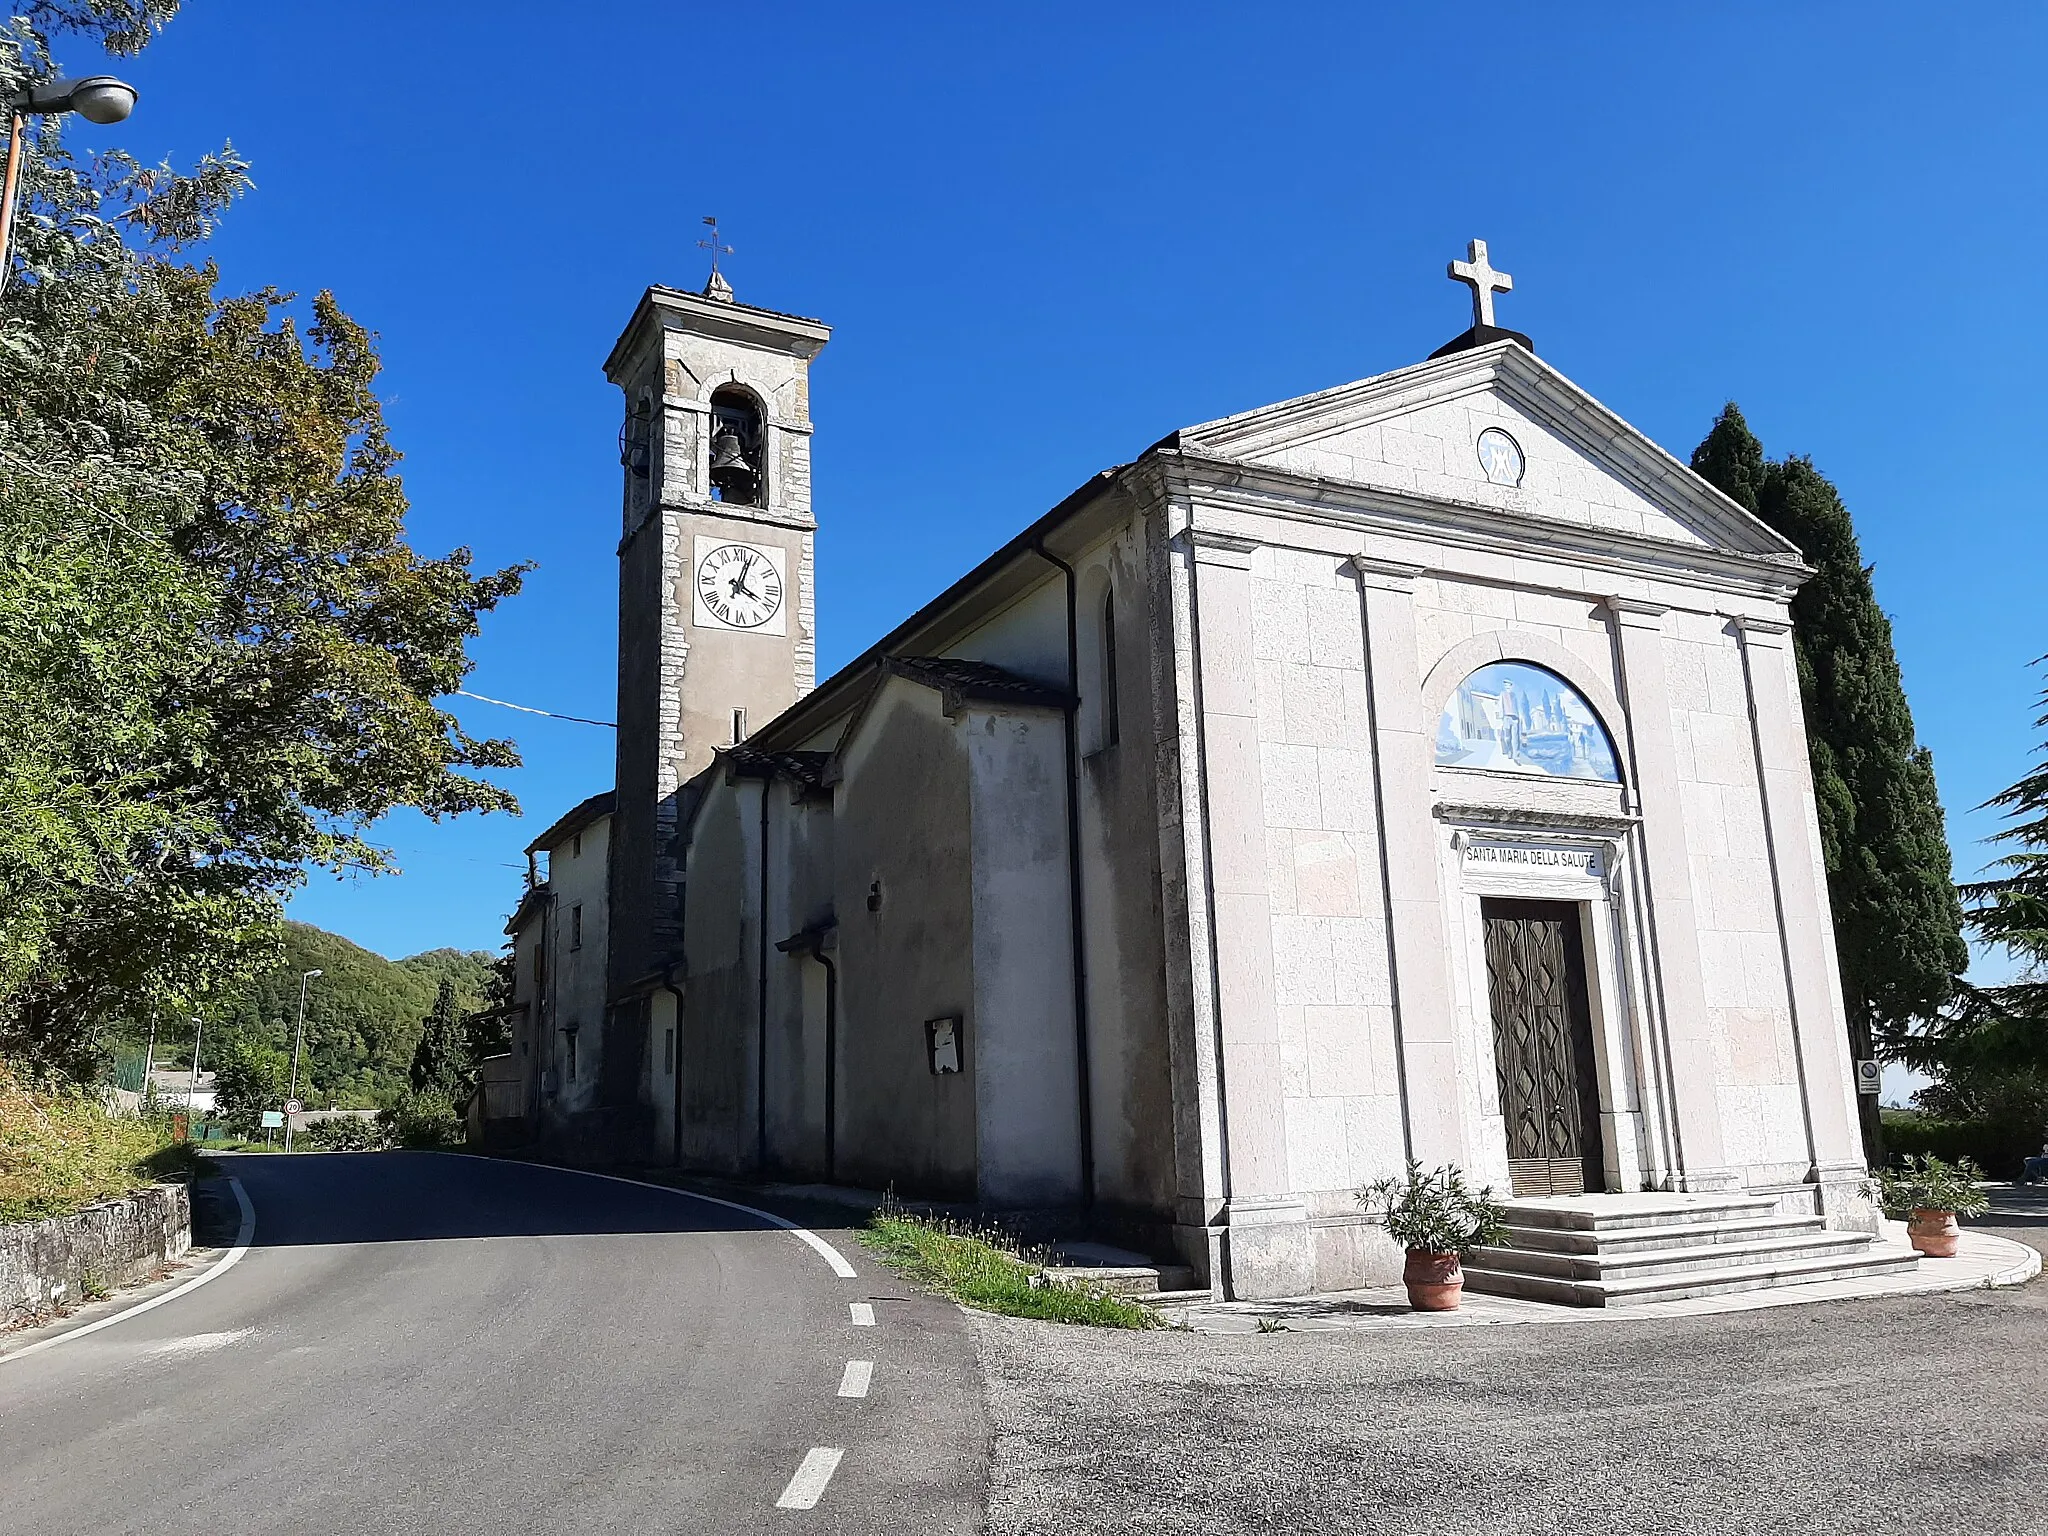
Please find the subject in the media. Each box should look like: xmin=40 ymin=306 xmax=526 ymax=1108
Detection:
xmin=496 ymin=251 xmax=1877 ymax=1300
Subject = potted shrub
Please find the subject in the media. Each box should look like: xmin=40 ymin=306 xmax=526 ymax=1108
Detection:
xmin=1358 ymin=1159 xmax=1509 ymax=1311
xmin=1876 ymin=1153 xmax=1990 ymax=1257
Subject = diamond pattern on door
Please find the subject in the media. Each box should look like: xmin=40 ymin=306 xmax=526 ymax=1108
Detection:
xmin=1482 ymin=899 xmax=1603 ymax=1199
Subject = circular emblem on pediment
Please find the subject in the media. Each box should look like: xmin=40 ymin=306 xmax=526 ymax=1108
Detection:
xmin=1476 ymin=427 xmax=1525 ymax=487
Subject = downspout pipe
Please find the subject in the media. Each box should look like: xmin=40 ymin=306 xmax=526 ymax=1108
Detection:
xmin=1030 ymin=538 xmax=1097 ymax=1211
xmin=661 ymin=960 xmax=685 ymax=1167
xmin=816 ymin=944 xmax=837 ymax=1182
xmin=756 ymin=775 xmax=770 ymax=1176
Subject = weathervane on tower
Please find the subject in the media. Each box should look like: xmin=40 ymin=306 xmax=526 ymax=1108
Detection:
xmin=1448 ymin=238 xmax=1513 ymax=329
xmin=699 ymin=215 xmax=735 ymax=302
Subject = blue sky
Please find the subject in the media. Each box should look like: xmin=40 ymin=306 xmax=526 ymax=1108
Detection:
xmin=67 ymin=3 xmax=2047 ymax=970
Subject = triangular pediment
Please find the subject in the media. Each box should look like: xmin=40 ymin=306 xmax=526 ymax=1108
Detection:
xmin=1176 ymin=342 xmax=1799 ymax=561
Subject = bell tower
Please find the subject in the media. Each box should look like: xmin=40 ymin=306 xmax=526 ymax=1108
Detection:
xmin=604 ymin=272 xmax=830 ymax=983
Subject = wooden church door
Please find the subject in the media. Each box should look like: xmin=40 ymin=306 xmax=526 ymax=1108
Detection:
xmin=1481 ymin=899 xmax=1604 ymax=1198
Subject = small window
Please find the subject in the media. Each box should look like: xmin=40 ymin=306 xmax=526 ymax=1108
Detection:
xmin=532 ymin=943 xmax=544 ymax=987
xmin=1101 ymin=585 xmax=1121 ymax=749
xmin=572 ymin=831 xmax=582 ymax=858
xmin=563 ymin=1029 xmax=578 ymax=1083
xmin=571 ymin=904 xmax=584 ymax=950
xmin=732 ymin=707 xmax=746 ymax=743
xmin=662 ymin=1027 xmax=676 ymax=1076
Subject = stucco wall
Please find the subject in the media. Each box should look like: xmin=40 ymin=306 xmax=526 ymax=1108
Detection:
xmin=967 ymin=704 xmax=1084 ymax=1208
xmin=761 ymin=790 xmax=836 ymax=1180
xmin=545 ymin=815 xmax=614 ymax=1124
xmin=678 ymin=776 xmax=760 ymax=1174
xmin=832 ymin=680 xmax=978 ymax=1199
xmin=1073 ymin=528 xmax=1178 ymax=1221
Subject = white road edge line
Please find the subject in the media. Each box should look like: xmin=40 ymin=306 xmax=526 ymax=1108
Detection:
xmin=516 ymin=1162 xmax=858 ymax=1279
xmin=775 ymin=1447 xmax=844 ymax=1510
xmin=849 ymin=1302 xmax=875 ymax=1326
xmin=1 ymin=1176 xmax=257 ymax=1367
xmin=837 ymin=1359 xmax=873 ymax=1398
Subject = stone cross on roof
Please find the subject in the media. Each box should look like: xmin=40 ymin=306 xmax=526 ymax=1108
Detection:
xmin=1448 ymin=239 xmax=1513 ymax=329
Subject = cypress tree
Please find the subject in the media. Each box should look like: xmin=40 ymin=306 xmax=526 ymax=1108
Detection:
xmin=1691 ymin=404 xmax=1968 ymax=1163
xmin=409 ymin=981 xmax=467 ymax=1100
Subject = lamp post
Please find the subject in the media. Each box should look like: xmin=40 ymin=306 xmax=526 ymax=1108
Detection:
xmin=186 ymin=1014 xmax=204 ymax=1120
xmin=0 ymin=73 xmax=138 ymax=296
xmin=285 ymin=968 xmax=322 ymax=1152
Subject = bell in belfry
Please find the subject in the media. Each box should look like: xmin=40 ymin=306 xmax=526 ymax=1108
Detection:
xmin=710 ymin=427 xmax=755 ymax=496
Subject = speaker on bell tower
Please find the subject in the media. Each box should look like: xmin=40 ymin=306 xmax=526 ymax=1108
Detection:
xmin=603 ymin=277 xmax=831 ymax=988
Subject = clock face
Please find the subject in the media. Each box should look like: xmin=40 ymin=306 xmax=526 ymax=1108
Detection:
xmin=694 ymin=541 xmax=786 ymax=632
xmin=1476 ymin=427 xmax=1525 ymax=487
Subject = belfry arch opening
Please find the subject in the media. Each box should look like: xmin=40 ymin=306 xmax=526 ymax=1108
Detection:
xmin=708 ymin=387 xmax=764 ymax=505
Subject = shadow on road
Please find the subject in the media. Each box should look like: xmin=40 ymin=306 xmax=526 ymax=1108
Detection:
xmin=206 ymin=1150 xmax=789 ymax=1248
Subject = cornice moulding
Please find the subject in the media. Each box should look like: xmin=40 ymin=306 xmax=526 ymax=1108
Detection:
xmin=1169 ymin=452 xmax=1808 ymax=601
xmin=1175 ymin=341 xmax=1803 ymax=567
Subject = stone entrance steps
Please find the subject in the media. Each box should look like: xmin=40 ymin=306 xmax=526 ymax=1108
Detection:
xmin=1462 ymin=1193 xmax=1919 ymax=1307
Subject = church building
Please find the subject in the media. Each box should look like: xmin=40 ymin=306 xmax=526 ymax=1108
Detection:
xmin=492 ymin=243 xmax=1880 ymax=1301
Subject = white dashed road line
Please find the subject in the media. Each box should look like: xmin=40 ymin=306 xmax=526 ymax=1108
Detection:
xmin=848 ymin=1302 xmax=875 ymax=1326
xmin=776 ymin=1447 xmax=845 ymax=1510
xmin=837 ymin=1360 xmax=873 ymax=1399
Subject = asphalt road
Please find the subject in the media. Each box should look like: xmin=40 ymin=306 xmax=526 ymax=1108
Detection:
xmin=974 ymin=1263 xmax=2048 ymax=1536
xmin=0 ymin=1152 xmax=987 ymax=1536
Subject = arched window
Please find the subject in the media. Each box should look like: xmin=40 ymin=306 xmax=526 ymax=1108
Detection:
xmin=1435 ymin=661 xmax=1620 ymax=782
xmin=1100 ymin=584 xmax=1120 ymax=748
xmin=708 ymin=387 xmax=764 ymax=506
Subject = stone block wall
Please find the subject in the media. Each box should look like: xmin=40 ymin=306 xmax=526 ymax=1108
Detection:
xmin=2 ymin=1183 xmax=191 ymax=1328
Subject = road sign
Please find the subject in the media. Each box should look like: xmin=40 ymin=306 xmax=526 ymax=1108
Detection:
xmin=1854 ymin=1060 xmax=1882 ymax=1096
xmin=260 ymin=1109 xmax=285 ymax=1129
xmin=283 ymin=1099 xmax=303 ymax=1115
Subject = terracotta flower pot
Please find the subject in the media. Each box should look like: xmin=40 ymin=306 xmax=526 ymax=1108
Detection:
xmin=1907 ymin=1207 xmax=1960 ymax=1258
xmin=1403 ymin=1248 xmax=1464 ymax=1311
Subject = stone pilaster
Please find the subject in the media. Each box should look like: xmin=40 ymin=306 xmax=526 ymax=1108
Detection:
xmin=1604 ymin=597 xmax=1734 ymax=1191
xmin=1733 ymin=615 xmax=1876 ymax=1231
xmin=1351 ymin=557 xmax=1467 ymax=1167
xmin=1188 ymin=529 xmax=1313 ymax=1300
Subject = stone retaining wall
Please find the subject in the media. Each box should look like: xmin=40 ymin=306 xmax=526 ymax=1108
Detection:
xmin=1 ymin=1183 xmax=191 ymax=1328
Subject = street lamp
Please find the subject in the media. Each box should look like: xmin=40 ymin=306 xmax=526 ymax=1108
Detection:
xmin=285 ymin=968 xmax=322 ymax=1152
xmin=186 ymin=1015 xmax=204 ymax=1115
xmin=0 ymin=73 xmax=139 ymax=295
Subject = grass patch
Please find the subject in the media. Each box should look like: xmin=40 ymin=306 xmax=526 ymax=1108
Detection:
xmin=858 ymin=1206 xmax=1159 ymax=1329
xmin=1 ymin=1064 xmax=194 ymax=1224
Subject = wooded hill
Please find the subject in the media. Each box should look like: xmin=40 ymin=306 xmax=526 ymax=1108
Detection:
xmin=193 ymin=923 xmax=500 ymax=1107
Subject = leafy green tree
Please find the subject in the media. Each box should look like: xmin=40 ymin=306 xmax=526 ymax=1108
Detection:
xmin=1900 ymin=663 xmax=2048 ymax=1143
xmin=0 ymin=8 xmax=526 ymax=1076
xmin=1691 ymin=404 xmax=1968 ymax=1161
xmin=463 ymin=948 xmax=517 ymax=1065
xmin=197 ymin=922 xmax=495 ymax=1106
xmin=208 ymin=1030 xmax=288 ymax=1138
xmin=1961 ymin=663 xmax=2048 ymax=1023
